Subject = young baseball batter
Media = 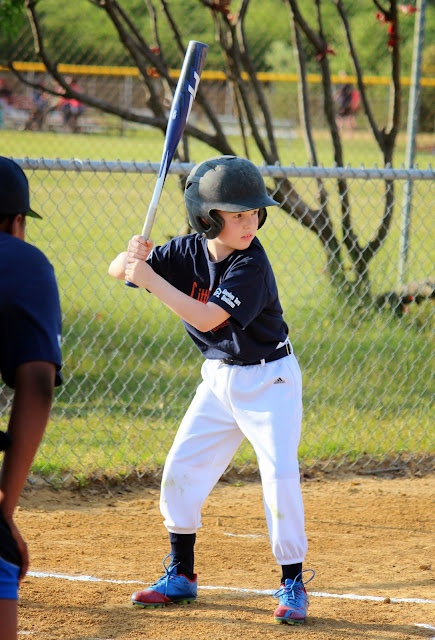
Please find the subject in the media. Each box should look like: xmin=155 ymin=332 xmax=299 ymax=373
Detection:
xmin=109 ymin=155 xmax=314 ymax=624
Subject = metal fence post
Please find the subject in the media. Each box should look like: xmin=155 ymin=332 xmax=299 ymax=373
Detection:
xmin=398 ymin=0 xmax=427 ymax=286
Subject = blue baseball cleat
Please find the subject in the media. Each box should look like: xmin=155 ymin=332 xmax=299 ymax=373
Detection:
xmin=273 ymin=569 xmax=315 ymax=624
xmin=131 ymin=554 xmax=197 ymax=608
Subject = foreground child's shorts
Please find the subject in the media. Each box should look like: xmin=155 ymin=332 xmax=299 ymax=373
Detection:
xmin=0 ymin=508 xmax=21 ymax=600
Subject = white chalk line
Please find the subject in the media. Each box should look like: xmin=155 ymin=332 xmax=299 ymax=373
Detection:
xmin=414 ymin=623 xmax=435 ymax=630
xmin=414 ymin=623 xmax=435 ymax=640
xmin=27 ymin=570 xmax=435 ymax=605
xmin=19 ymin=635 xmax=111 ymax=639
xmin=29 ymin=570 xmax=138 ymax=584
xmin=224 ymin=532 xmax=265 ymax=538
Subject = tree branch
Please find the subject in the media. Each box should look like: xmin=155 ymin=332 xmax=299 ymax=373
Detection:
xmin=211 ymin=7 xmax=273 ymax=162
xmin=291 ymin=18 xmax=335 ymax=252
xmin=286 ymin=0 xmax=324 ymax=50
xmin=334 ymin=0 xmax=397 ymax=268
xmin=236 ymin=0 xmax=279 ymax=161
xmin=100 ymin=0 xmax=165 ymax=116
xmin=385 ymin=0 xmax=401 ymax=155
xmin=291 ymin=21 xmax=318 ymax=165
xmin=335 ymin=0 xmax=381 ymax=145
xmin=372 ymin=0 xmax=391 ymax=19
xmin=363 ymin=179 xmax=395 ymax=263
xmin=154 ymin=0 xmax=230 ymax=145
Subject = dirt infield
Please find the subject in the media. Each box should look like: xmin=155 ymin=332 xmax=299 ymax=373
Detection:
xmin=14 ymin=474 xmax=434 ymax=640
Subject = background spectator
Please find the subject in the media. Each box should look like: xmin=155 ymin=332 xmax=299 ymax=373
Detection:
xmin=335 ymin=70 xmax=360 ymax=135
xmin=58 ymin=77 xmax=85 ymax=133
xmin=25 ymin=84 xmax=55 ymax=131
xmin=0 ymin=79 xmax=13 ymax=130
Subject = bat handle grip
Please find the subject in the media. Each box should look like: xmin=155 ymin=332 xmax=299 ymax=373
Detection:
xmin=125 ymin=230 xmax=151 ymax=288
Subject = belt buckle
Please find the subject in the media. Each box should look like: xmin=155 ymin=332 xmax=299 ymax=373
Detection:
xmin=285 ymin=343 xmax=291 ymax=356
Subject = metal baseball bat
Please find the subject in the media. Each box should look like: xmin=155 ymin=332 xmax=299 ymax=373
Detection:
xmin=126 ymin=40 xmax=208 ymax=287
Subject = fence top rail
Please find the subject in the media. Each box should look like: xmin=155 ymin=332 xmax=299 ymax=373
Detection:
xmin=13 ymin=158 xmax=435 ymax=181
xmin=2 ymin=62 xmax=435 ymax=86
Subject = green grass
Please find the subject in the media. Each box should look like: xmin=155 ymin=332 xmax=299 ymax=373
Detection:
xmin=1 ymin=126 xmax=434 ymax=167
xmin=1 ymin=128 xmax=434 ymax=483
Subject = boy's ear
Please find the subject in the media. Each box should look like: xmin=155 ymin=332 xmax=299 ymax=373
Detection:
xmin=12 ymin=214 xmax=26 ymax=239
xmin=0 ymin=214 xmax=26 ymax=238
xmin=200 ymin=217 xmax=211 ymax=229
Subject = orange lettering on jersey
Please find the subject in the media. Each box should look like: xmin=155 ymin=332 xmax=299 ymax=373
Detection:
xmin=190 ymin=281 xmax=210 ymax=304
xmin=212 ymin=319 xmax=230 ymax=332
xmin=198 ymin=288 xmax=210 ymax=303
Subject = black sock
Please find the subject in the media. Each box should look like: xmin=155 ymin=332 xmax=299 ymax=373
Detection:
xmin=169 ymin=532 xmax=196 ymax=580
xmin=281 ymin=563 xmax=303 ymax=584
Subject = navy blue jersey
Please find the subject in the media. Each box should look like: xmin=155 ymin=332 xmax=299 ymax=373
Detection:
xmin=0 ymin=232 xmax=62 ymax=388
xmin=147 ymin=234 xmax=288 ymax=363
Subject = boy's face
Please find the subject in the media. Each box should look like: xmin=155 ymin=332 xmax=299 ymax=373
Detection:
xmin=213 ymin=208 xmax=259 ymax=253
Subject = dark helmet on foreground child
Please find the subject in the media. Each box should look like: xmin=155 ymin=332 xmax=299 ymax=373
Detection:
xmin=184 ymin=155 xmax=279 ymax=239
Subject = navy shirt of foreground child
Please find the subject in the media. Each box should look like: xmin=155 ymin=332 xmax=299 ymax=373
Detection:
xmin=0 ymin=232 xmax=62 ymax=389
xmin=147 ymin=234 xmax=288 ymax=364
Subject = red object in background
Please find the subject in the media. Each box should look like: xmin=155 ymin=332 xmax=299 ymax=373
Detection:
xmin=212 ymin=0 xmax=231 ymax=14
xmin=315 ymin=46 xmax=336 ymax=61
xmin=387 ymin=21 xmax=401 ymax=49
xmin=148 ymin=46 xmax=161 ymax=78
xmin=376 ymin=11 xmax=406 ymax=50
xmin=350 ymin=89 xmax=360 ymax=113
xmin=399 ymin=4 xmax=417 ymax=14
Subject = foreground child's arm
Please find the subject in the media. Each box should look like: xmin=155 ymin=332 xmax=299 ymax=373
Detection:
xmin=123 ymin=236 xmax=230 ymax=333
xmin=108 ymin=237 xmax=154 ymax=280
xmin=108 ymin=251 xmax=129 ymax=280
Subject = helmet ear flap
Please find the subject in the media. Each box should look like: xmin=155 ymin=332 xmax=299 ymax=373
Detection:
xmin=190 ymin=211 xmax=224 ymax=239
xmin=193 ymin=216 xmax=212 ymax=237
xmin=198 ymin=209 xmax=266 ymax=238
xmin=202 ymin=210 xmax=224 ymax=239
xmin=258 ymin=207 xmax=267 ymax=229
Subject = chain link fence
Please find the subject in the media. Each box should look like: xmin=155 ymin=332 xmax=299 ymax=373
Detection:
xmin=1 ymin=159 xmax=433 ymax=485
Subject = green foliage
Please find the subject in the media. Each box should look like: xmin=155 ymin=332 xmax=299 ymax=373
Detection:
xmin=27 ymin=0 xmax=153 ymax=66
xmin=4 ymin=0 xmax=434 ymax=77
xmin=4 ymin=0 xmax=290 ymax=69
xmin=264 ymin=1 xmax=435 ymax=77
xmin=420 ymin=42 xmax=435 ymax=132
xmin=0 ymin=0 xmax=26 ymax=38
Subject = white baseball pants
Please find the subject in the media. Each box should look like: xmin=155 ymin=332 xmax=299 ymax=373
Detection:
xmin=160 ymin=351 xmax=308 ymax=565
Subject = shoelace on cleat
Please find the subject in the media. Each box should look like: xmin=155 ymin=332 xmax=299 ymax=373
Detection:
xmin=273 ymin=568 xmax=315 ymax=602
xmin=149 ymin=553 xmax=180 ymax=592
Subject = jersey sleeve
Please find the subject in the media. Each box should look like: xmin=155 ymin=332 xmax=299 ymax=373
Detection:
xmin=208 ymin=261 xmax=268 ymax=330
xmin=146 ymin=241 xmax=172 ymax=280
xmin=0 ymin=254 xmax=62 ymax=389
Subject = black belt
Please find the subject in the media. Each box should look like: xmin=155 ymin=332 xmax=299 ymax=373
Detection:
xmin=220 ymin=343 xmax=291 ymax=366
